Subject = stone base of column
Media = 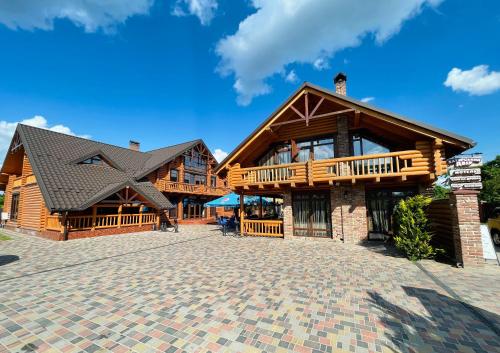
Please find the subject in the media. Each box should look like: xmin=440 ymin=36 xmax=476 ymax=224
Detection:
xmin=450 ymin=190 xmax=484 ymax=267
xmin=283 ymin=191 xmax=293 ymax=239
xmin=331 ymin=184 xmax=367 ymax=244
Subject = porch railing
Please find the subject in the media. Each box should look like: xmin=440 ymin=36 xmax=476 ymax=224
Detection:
xmin=65 ymin=213 xmax=156 ymax=231
xmin=241 ymin=219 xmax=284 ymax=237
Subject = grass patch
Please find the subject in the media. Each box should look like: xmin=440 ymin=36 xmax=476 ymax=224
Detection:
xmin=0 ymin=232 xmax=12 ymax=241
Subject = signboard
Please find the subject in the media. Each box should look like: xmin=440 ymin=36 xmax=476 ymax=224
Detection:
xmin=481 ymin=225 xmax=499 ymax=262
xmin=1 ymin=212 xmax=8 ymax=221
xmin=446 ymin=154 xmax=483 ymax=191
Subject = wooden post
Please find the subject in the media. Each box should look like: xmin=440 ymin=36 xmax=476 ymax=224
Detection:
xmin=139 ymin=205 xmax=144 ymax=226
xmin=91 ymin=205 xmax=97 ymax=231
xmin=433 ymin=138 xmax=443 ymax=176
xmin=117 ymin=204 xmax=122 ymax=228
xmin=240 ymin=193 xmax=245 ymax=235
xmin=258 ymin=196 xmax=263 ymax=218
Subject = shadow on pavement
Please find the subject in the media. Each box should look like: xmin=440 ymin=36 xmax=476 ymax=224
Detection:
xmin=367 ymin=287 xmax=500 ymax=353
xmin=0 ymin=255 xmax=20 ymax=266
xmin=358 ymin=240 xmax=405 ymax=258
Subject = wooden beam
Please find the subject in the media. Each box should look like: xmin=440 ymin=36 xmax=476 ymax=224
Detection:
xmin=310 ymin=97 xmax=324 ymax=118
xmin=305 ymin=93 xmax=309 ymax=126
xmin=354 ymin=110 xmax=361 ymax=128
xmin=290 ymin=105 xmax=306 ymax=120
xmin=309 ymin=108 xmax=355 ymax=120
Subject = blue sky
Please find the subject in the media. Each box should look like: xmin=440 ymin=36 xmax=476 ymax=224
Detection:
xmin=0 ymin=0 xmax=499 ymax=162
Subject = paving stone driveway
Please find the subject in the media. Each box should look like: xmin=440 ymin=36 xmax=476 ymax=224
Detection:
xmin=1 ymin=226 xmax=499 ymax=353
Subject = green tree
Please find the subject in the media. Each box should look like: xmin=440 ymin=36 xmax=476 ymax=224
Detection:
xmin=0 ymin=193 xmax=4 ymax=209
xmin=480 ymin=155 xmax=500 ymax=206
xmin=393 ymin=195 xmax=442 ymax=261
xmin=433 ymin=185 xmax=450 ymax=200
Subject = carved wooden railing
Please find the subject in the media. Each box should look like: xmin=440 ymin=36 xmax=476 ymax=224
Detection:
xmin=230 ymin=162 xmax=307 ymax=187
xmin=66 ymin=213 xmax=156 ymax=231
xmin=312 ymin=150 xmax=430 ymax=183
xmin=241 ymin=219 xmax=284 ymax=237
xmin=157 ymin=180 xmax=229 ymax=196
xmin=229 ymin=150 xmax=431 ymax=188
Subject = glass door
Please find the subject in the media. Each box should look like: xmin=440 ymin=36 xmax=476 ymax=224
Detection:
xmin=292 ymin=192 xmax=332 ymax=237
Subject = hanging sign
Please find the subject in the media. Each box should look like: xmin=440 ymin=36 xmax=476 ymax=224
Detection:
xmin=447 ymin=154 xmax=483 ymax=191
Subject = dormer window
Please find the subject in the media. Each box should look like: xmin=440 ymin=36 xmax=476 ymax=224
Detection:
xmin=80 ymin=155 xmax=104 ymax=165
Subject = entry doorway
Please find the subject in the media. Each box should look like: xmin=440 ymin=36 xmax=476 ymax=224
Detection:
xmin=292 ymin=191 xmax=332 ymax=237
xmin=366 ymin=188 xmax=417 ymax=236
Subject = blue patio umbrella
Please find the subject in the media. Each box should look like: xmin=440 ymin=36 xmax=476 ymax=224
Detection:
xmin=205 ymin=193 xmax=272 ymax=208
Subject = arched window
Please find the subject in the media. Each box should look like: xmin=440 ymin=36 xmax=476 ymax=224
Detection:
xmin=351 ymin=134 xmax=389 ymax=156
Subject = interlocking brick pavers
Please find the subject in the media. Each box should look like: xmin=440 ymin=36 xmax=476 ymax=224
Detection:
xmin=0 ymin=226 xmax=499 ymax=353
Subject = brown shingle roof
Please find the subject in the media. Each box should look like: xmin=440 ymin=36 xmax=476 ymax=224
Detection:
xmin=1 ymin=124 xmax=207 ymax=212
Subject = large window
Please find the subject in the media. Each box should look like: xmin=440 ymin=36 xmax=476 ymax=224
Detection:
xmin=297 ymin=138 xmax=335 ymax=162
xmin=170 ymin=169 xmax=178 ymax=182
xmin=184 ymin=172 xmax=206 ymax=185
xmin=258 ymin=143 xmax=291 ymax=166
xmin=10 ymin=193 xmax=20 ymax=221
xmin=184 ymin=151 xmax=207 ymax=171
xmin=352 ymin=134 xmax=389 ymax=156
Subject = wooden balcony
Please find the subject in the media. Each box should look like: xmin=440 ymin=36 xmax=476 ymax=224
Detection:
xmin=45 ymin=213 xmax=157 ymax=232
xmin=230 ymin=150 xmax=432 ymax=189
xmin=157 ymin=180 xmax=229 ymax=196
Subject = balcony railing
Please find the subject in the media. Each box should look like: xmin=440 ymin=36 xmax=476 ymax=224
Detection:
xmin=230 ymin=162 xmax=307 ymax=187
xmin=157 ymin=180 xmax=229 ymax=196
xmin=230 ymin=150 xmax=431 ymax=188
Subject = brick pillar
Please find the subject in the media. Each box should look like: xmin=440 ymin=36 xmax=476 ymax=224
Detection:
xmin=283 ymin=191 xmax=293 ymax=239
xmin=450 ymin=190 xmax=484 ymax=266
xmin=336 ymin=116 xmax=350 ymax=158
xmin=330 ymin=184 xmax=367 ymax=243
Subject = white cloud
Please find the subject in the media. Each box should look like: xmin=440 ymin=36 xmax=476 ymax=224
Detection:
xmin=0 ymin=0 xmax=153 ymax=33
xmin=213 ymin=148 xmax=228 ymax=162
xmin=360 ymin=97 xmax=375 ymax=103
xmin=0 ymin=115 xmax=90 ymax=160
xmin=313 ymin=58 xmax=330 ymax=71
xmin=444 ymin=65 xmax=500 ymax=96
xmin=216 ymin=0 xmax=442 ymax=105
xmin=172 ymin=0 xmax=218 ymax=26
xmin=284 ymin=70 xmax=299 ymax=84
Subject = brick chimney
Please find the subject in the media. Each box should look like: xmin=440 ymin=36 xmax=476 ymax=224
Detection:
xmin=129 ymin=140 xmax=140 ymax=151
xmin=334 ymin=72 xmax=347 ymax=96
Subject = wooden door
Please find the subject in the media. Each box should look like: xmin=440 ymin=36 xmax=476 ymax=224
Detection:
xmin=292 ymin=192 xmax=332 ymax=237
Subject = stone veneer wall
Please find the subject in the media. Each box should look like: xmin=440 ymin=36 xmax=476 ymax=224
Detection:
xmin=330 ymin=184 xmax=368 ymax=243
xmin=336 ymin=116 xmax=350 ymax=158
xmin=283 ymin=191 xmax=294 ymax=239
xmin=450 ymin=190 xmax=484 ymax=266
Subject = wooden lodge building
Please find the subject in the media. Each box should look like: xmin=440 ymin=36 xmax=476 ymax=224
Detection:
xmin=0 ymin=125 xmax=229 ymax=240
xmin=215 ymin=73 xmax=476 ymax=242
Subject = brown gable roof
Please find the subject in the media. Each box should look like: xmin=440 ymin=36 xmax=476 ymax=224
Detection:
xmin=215 ymin=82 xmax=475 ymax=173
xmin=0 ymin=125 xmax=212 ymax=212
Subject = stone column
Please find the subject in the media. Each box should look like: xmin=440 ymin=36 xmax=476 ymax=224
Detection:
xmin=330 ymin=184 xmax=367 ymax=243
xmin=450 ymin=190 xmax=484 ymax=266
xmin=336 ymin=116 xmax=350 ymax=158
xmin=283 ymin=191 xmax=294 ymax=239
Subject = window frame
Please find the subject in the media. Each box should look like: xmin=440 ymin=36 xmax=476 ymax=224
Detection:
xmin=10 ymin=193 xmax=20 ymax=221
xmin=170 ymin=169 xmax=178 ymax=182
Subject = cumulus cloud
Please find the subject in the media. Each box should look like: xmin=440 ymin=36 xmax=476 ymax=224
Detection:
xmin=212 ymin=148 xmax=228 ymax=162
xmin=0 ymin=0 xmax=153 ymax=33
xmin=0 ymin=116 xmax=90 ymax=160
xmin=284 ymin=70 xmax=299 ymax=84
xmin=216 ymin=0 xmax=442 ymax=105
xmin=444 ymin=65 xmax=500 ymax=96
xmin=360 ymin=97 xmax=375 ymax=103
xmin=172 ymin=0 xmax=218 ymax=26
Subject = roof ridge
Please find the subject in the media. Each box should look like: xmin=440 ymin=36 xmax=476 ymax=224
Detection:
xmin=146 ymin=138 xmax=202 ymax=153
xmin=18 ymin=124 xmax=146 ymax=155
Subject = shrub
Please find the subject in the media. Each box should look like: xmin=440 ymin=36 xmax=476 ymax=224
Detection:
xmin=433 ymin=185 xmax=450 ymax=200
xmin=393 ymin=195 xmax=442 ymax=261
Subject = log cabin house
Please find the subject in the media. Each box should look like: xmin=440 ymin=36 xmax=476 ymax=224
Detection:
xmin=0 ymin=124 xmax=229 ymax=240
xmin=215 ymin=73 xmax=476 ymax=241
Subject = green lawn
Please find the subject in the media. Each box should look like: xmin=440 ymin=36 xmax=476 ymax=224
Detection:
xmin=0 ymin=232 xmax=12 ymax=241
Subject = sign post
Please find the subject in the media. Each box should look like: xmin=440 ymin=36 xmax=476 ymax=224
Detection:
xmin=446 ymin=154 xmax=483 ymax=191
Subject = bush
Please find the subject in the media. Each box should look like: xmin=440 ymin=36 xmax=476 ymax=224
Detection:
xmin=433 ymin=185 xmax=450 ymax=200
xmin=393 ymin=195 xmax=442 ymax=261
